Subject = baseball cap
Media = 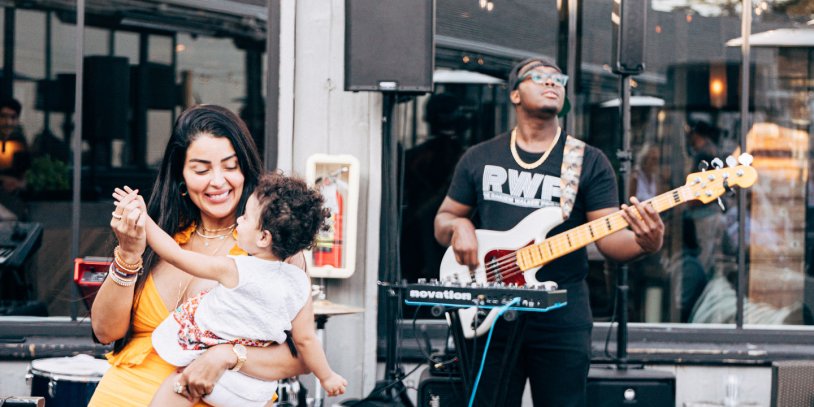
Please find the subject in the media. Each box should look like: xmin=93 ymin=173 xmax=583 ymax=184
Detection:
xmin=508 ymin=57 xmax=571 ymax=117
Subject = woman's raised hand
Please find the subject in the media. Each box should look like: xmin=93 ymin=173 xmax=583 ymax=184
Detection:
xmin=111 ymin=186 xmax=148 ymax=262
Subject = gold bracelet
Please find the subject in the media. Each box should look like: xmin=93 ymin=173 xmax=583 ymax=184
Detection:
xmin=108 ymin=264 xmax=137 ymax=287
xmin=114 ymin=245 xmax=143 ymax=270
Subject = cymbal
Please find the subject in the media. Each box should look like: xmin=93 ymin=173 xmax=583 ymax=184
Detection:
xmin=313 ymin=299 xmax=364 ymax=316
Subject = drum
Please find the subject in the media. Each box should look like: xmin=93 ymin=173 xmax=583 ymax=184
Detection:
xmin=27 ymin=354 xmax=109 ymax=407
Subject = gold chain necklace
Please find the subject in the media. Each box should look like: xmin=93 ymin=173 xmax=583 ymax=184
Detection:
xmin=194 ymin=225 xmax=236 ymax=246
xmin=201 ymin=223 xmax=237 ymax=233
xmin=510 ymin=127 xmax=561 ymax=170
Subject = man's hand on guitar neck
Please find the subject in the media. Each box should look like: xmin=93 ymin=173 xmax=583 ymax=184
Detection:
xmin=619 ymin=196 xmax=664 ymax=257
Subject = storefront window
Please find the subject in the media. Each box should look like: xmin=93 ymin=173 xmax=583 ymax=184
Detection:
xmin=742 ymin=4 xmax=813 ymax=325
xmin=0 ymin=2 xmax=266 ymax=318
xmin=579 ymin=0 xmax=746 ymax=324
xmin=1 ymin=5 xmax=76 ymax=317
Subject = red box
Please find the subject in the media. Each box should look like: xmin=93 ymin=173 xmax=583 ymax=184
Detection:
xmin=73 ymin=257 xmax=112 ymax=311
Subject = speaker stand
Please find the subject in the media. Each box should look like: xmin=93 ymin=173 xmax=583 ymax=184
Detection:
xmin=615 ymin=73 xmax=633 ymax=368
xmin=359 ymin=93 xmax=414 ymax=407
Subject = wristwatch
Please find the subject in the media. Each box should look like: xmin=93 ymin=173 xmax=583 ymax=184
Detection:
xmin=230 ymin=343 xmax=247 ymax=372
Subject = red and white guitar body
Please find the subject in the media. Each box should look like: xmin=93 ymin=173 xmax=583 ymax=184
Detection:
xmin=438 ymin=206 xmax=564 ymax=338
xmin=439 ymin=206 xmax=563 ymax=287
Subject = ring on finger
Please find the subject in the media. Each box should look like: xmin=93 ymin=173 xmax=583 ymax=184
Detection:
xmin=111 ymin=211 xmax=123 ymax=220
xmin=174 ymin=382 xmax=185 ymax=394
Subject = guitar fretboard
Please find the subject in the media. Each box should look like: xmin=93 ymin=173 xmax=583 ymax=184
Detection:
xmin=515 ymin=186 xmax=692 ymax=271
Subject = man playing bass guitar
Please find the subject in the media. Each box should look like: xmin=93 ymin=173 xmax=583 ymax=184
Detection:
xmin=433 ymin=57 xmax=665 ymax=407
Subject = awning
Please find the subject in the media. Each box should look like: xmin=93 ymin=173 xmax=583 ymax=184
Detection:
xmin=433 ymin=69 xmax=504 ymax=84
xmin=599 ymin=96 xmax=665 ymax=108
xmin=726 ymin=28 xmax=814 ymax=47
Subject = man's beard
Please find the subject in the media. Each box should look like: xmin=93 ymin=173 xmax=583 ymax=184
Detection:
xmin=529 ymin=105 xmax=559 ymax=119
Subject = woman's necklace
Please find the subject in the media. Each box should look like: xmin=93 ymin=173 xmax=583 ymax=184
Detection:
xmin=201 ymin=223 xmax=237 ymax=233
xmin=194 ymin=224 xmax=236 ymax=247
xmin=175 ymin=277 xmax=193 ymax=309
xmin=510 ymin=127 xmax=561 ymax=170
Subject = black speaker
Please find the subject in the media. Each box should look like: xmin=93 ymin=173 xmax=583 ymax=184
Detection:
xmin=130 ymin=62 xmax=176 ymax=110
xmin=611 ymin=0 xmax=647 ymax=75
xmin=82 ymin=56 xmax=130 ymax=167
xmin=417 ymin=369 xmax=466 ymax=407
xmin=587 ymin=367 xmax=675 ymax=406
xmin=771 ymin=360 xmax=814 ymax=407
xmin=344 ymin=0 xmax=435 ymax=92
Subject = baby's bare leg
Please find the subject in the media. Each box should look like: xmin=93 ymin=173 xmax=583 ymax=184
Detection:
xmin=149 ymin=372 xmax=197 ymax=407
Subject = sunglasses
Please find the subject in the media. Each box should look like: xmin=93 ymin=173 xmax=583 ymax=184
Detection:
xmin=518 ymin=71 xmax=569 ymax=87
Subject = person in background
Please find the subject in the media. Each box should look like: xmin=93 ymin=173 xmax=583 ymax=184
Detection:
xmin=402 ymin=93 xmax=465 ymax=281
xmin=0 ymin=97 xmax=29 ymax=190
xmin=434 ymin=57 xmax=664 ymax=406
xmin=89 ymin=105 xmax=307 ymax=407
xmin=0 ymin=97 xmax=31 ymax=219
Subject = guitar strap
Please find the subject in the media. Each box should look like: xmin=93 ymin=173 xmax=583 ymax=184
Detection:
xmin=560 ymin=135 xmax=586 ymax=220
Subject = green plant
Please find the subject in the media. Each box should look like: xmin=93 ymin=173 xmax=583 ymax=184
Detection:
xmin=25 ymin=155 xmax=70 ymax=192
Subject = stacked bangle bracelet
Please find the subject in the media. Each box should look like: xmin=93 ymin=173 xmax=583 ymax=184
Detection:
xmin=108 ymin=263 xmax=137 ymax=287
xmin=109 ymin=245 xmax=143 ymax=287
xmin=114 ymin=245 xmax=143 ymax=274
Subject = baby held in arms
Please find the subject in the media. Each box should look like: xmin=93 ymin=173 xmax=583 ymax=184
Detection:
xmin=112 ymin=172 xmax=347 ymax=407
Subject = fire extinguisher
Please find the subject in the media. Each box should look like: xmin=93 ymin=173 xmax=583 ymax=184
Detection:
xmin=314 ymin=178 xmax=343 ymax=268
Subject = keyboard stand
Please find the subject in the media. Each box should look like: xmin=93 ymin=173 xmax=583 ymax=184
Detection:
xmin=445 ymin=309 xmax=474 ymax=397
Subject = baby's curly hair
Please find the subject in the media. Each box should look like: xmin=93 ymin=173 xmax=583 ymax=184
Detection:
xmin=254 ymin=172 xmax=328 ymax=259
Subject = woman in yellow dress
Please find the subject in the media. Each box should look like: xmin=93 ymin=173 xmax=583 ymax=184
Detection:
xmin=89 ymin=105 xmax=306 ymax=406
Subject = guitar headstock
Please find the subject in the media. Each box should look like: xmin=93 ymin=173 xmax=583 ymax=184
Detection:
xmin=684 ymin=154 xmax=757 ymax=204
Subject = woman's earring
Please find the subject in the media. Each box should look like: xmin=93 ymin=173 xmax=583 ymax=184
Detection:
xmin=179 ymin=182 xmax=188 ymax=197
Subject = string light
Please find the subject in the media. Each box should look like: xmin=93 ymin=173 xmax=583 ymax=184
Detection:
xmin=479 ymin=0 xmax=494 ymax=11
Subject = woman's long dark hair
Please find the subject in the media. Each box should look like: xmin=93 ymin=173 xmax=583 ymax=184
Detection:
xmin=112 ymin=104 xmax=263 ymax=354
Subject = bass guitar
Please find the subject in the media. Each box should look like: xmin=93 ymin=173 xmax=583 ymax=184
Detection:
xmin=439 ymin=155 xmax=758 ymax=338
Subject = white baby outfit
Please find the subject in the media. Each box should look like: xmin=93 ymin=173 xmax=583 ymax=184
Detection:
xmin=152 ymin=256 xmax=310 ymax=407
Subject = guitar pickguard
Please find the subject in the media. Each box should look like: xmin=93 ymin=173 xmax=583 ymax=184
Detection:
xmin=483 ymin=241 xmax=534 ymax=285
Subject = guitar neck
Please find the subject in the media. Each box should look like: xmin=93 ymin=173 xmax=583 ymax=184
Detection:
xmin=515 ymin=186 xmax=693 ymax=271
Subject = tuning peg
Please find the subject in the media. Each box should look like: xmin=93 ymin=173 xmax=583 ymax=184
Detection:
xmin=738 ymin=153 xmax=754 ymax=166
xmin=697 ymin=160 xmax=709 ymax=171
xmin=725 ymin=156 xmax=738 ymax=168
xmin=711 ymin=158 xmax=723 ymax=169
xmin=717 ymin=197 xmax=726 ymax=212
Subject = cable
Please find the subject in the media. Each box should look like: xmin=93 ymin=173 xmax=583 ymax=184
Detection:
xmin=344 ymin=362 xmax=424 ymax=407
xmin=603 ymin=288 xmax=619 ymax=361
xmin=411 ymin=306 xmax=457 ymax=369
xmin=467 ymin=297 xmax=521 ymax=407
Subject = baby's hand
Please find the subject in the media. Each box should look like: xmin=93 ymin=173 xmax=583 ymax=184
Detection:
xmin=113 ymin=186 xmax=147 ymax=213
xmin=320 ymin=372 xmax=347 ymax=397
xmin=113 ymin=186 xmax=138 ymax=202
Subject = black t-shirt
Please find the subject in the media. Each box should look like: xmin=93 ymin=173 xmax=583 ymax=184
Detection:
xmin=447 ymin=132 xmax=618 ymax=329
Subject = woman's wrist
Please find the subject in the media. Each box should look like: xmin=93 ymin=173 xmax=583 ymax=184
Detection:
xmin=117 ymin=247 xmax=143 ymax=265
xmin=209 ymin=343 xmax=239 ymax=370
